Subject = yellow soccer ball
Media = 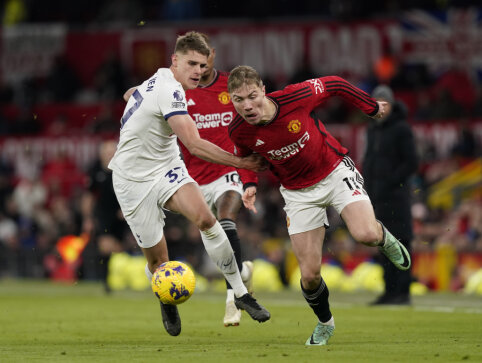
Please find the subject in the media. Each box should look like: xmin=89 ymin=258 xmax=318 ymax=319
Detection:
xmin=151 ymin=261 xmax=196 ymax=305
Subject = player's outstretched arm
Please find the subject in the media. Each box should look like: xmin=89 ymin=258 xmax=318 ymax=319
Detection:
xmin=242 ymin=186 xmax=258 ymax=214
xmin=321 ymin=76 xmax=380 ymax=116
xmin=168 ymin=114 xmax=266 ymax=172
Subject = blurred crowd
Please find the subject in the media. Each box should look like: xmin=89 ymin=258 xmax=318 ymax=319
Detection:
xmin=0 ymin=1 xmax=481 ymax=289
xmin=2 ymin=0 xmax=481 ymax=25
xmin=0 ymin=136 xmax=480 ymax=287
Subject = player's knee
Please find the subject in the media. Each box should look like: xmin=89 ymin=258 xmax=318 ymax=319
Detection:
xmin=216 ymin=192 xmax=242 ymax=220
xmin=353 ymin=226 xmax=380 ymax=245
xmin=196 ymin=212 xmax=217 ymax=231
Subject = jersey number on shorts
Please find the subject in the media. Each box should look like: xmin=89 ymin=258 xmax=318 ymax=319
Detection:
xmin=120 ymin=90 xmax=143 ymax=129
xmin=165 ymin=167 xmax=187 ymax=184
xmin=224 ymin=173 xmax=240 ymax=184
xmin=343 ymin=176 xmax=363 ymax=191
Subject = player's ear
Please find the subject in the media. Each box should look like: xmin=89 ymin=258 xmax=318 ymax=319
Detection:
xmin=171 ymin=53 xmax=178 ymax=67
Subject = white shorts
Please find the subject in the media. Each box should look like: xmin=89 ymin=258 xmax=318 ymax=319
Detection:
xmin=199 ymin=172 xmax=243 ymax=212
xmin=112 ymin=161 xmax=195 ymax=248
xmin=280 ymin=157 xmax=370 ymax=235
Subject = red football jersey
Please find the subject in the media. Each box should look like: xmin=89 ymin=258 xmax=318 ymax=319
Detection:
xmin=180 ymin=70 xmax=257 ymax=185
xmin=229 ymin=76 xmax=379 ymax=190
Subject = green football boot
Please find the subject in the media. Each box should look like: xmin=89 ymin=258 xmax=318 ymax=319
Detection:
xmin=305 ymin=322 xmax=335 ymax=346
xmin=379 ymin=233 xmax=411 ymax=271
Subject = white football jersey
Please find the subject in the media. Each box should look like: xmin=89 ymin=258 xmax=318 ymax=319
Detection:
xmin=109 ymin=68 xmax=188 ymax=181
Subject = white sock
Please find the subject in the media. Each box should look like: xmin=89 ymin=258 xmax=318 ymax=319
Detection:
xmin=201 ymin=221 xmax=248 ymax=297
xmin=321 ymin=316 xmax=335 ymax=327
xmin=226 ymin=289 xmax=235 ymax=303
xmin=145 ymin=263 xmax=153 ymax=281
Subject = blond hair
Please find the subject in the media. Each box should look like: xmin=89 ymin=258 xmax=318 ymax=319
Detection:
xmin=174 ymin=31 xmax=210 ymax=57
xmin=227 ymin=65 xmax=263 ymax=93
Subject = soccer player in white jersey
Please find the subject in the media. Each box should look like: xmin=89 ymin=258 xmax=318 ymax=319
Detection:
xmin=123 ymin=34 xmax=256 ymax=328
xmin=108 ymin=32 xmax=270 ymax=336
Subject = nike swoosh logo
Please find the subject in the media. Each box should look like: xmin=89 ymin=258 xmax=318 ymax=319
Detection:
xmin=400 ymin=248 xmax=411 ymax=269
xmin=222 ymin=257 xmax=233 ymax=267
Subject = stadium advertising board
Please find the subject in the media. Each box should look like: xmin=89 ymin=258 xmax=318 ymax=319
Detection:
xmin=1 ymin=9 xmax=480 ymax=87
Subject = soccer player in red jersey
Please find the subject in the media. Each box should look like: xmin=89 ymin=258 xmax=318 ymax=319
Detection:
xmin=180 ymin=34 xmax=257 ymax=327
xmin=227 ymin=65 xmax=411 ymax=346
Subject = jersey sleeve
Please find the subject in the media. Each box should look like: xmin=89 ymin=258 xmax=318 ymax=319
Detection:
xmin=157 ymin=82 xmax=189 ymax=120
xmin=230 ymin=140 xmax=259 ymax=187
xmin=237 ymin=168 xmax=258 ymax=188
xmin=311 ymin=76 xmax=379 ymax=116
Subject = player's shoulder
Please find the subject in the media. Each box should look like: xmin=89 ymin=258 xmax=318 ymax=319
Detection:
xmin=217 ymin=70 xmax=230 ymax=79
xmin=268 ymin=80 xmax=314 ymax=106
xmin=227 ymin=113 xmax=246 ymax=137
xmin=209 ymin=69 xmax=229 ymax=88
xmin=154 ymin=68 xmax=182 ymax=88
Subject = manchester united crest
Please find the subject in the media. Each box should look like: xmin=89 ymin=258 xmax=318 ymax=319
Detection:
xmin=287 ymin=120 xmax=301 ymax=133
xmin=218 ymin=91 xmax=231 ymax=105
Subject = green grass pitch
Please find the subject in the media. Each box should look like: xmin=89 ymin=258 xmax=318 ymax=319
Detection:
xmin=1 ymin=280 xmax=481 ymax=362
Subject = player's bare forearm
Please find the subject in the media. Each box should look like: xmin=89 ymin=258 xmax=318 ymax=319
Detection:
xmin=189 ymin=140 xmax=266 ymax=172
xmin=169 ymin=114 xmax=266 ymax=171
xmin=242 ymin=186 xmax=258 ymax=213
xmin=189 ymin=138 xmax=244 ymax=167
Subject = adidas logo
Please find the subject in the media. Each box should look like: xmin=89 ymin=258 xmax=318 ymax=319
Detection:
xmin=255 ymin=139 xmax=264 ymax=146
xmin=352 ymin=190 xmax=361 ymax=196
xmin=187 ymin=99 xmax=196 ymax=106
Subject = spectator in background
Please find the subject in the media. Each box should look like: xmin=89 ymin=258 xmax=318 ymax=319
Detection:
xmin=14 ymin=147 xmax=42 ymax=186
xmin=0 ymin=159 xmax=14 ymax=214
xmin=472 ymin=84 xmax=482 ymax=118
xmin=94 ymin=52 xmax=128 ymax=101
xmin=435 ymin=66 xmax=476 ymax=116
xmin=363 ymin=85 xmax=418 ymax=305
xmin=45 ymin=114 xmax=69 ymax=136
xmin=81 ymin=140 xmax=131 ymax=291
xmin=413 ymin=89 xmax=433 ymax=121
xmin=44 ymin=56 xmax=81 ymax=102
xmin=430 ymin=88 xmax=465 ymax=120
xmin=11 ymin=109 xmax=41 ymax=135
xmin=87 ymin=104 xmax=118 ymax=134
xmin=41 ymin=147 xmax=86 ymax=201
xmin=451 ymin=121 xmax=478 ymax=161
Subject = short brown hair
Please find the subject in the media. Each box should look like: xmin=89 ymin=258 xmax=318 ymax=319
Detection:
xmin=199 ymin=32 xmax=211 ymax=48
xmin=227 ymin=65 xmax=263 ymax=93
xmin=175 ymin=31 xmax=210 ymax=57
